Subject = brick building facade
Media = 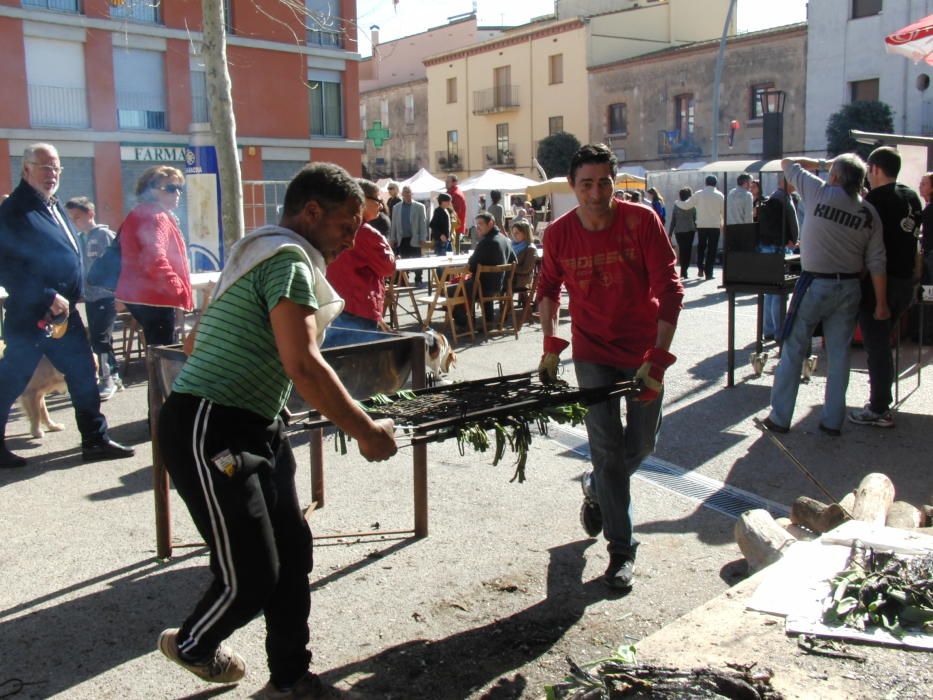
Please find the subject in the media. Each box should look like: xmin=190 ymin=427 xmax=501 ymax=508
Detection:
xmin=0 ymin=0 xmax=363 ymax=231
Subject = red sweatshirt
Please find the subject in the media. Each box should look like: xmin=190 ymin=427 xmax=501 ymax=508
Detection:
xmin=448 ymin=184 xmax=467 ymax=235
xmin=536 ymin=199 xmax=684 ymax=367
xmin=326 ymin=223 xmax=396 ymax=321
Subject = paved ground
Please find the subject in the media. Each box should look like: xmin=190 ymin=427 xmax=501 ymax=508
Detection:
xmin=1 ymin=276 xmax=930 ymax=699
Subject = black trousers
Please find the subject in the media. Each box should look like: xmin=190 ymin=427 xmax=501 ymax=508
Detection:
xmin=0 ymin=310 xmax=107 ymax=445
xmin=159 ymin=392 xmax=313 ymax=688
xmin=124 ymin=303 xmax=176 ymax=346
xmin=85 ymin=297 xmax=117 ymax=375
xmin=696 ymin=228 xmax=720 ymax=278
xmin=674 ymin=231 xmax=695 ymax=277
xmin=397 ymin=237 xmax=423 ymax=284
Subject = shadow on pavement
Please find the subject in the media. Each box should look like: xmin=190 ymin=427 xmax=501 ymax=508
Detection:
xmin=0 ymin=554 xmax=206 ymax=698
xmin=322 ymin=539 xmax=606 ymax=700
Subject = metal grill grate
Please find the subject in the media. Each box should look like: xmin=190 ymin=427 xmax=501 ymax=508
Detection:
xmin=548 ymin=425 xmax=789 ymax=519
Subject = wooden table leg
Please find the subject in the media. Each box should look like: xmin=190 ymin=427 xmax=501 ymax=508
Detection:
xmin=310 ymin=428 xmax=324 ymax=509
xmin=411 ymin=335 xmax=428 ymax=536
xmin=727 ymin=290 xmax=736 ymax=388
xmin=148 ymin=349 xmax=172 ymax=559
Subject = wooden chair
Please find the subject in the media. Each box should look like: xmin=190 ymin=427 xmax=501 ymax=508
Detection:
xmin=117 ymin=312 xmax=146 ymax=376
xmin=514 ymin=258 xmax=541 ymax=331
xmin=473 ymin=262 xmax=518 ymax=339
xmin=384 ymin=269 xmax=422 ymax=329
xmin=420 ymin=265 xmax=474 ymax=343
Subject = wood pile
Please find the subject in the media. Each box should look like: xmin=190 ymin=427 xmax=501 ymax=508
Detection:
xmin=735 ymin=473 xmax=933 ymax=574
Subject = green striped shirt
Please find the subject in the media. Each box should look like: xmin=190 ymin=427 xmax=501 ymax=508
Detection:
xmin=173 ymin=251 xmax=318 ymax=419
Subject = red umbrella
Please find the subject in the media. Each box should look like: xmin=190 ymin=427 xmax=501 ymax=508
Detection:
xmin=885 ymin=13 xmax=933 ymax=65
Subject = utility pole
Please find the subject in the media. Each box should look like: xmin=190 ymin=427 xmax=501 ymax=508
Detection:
xmin=710 ymin=0 xmax=737 ymax=162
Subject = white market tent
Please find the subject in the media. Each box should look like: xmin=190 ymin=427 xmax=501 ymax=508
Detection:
xmin=398 ymin=168 xmax=446 ymax=198
xmin=525 ymin=173 xmax=648 ymax=220
xmin=457 ymin=168 xmax=540 ymax=229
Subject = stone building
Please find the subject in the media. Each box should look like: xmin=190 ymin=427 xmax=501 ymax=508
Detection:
xmin=588 ymin=23 xmax=808 ymax=170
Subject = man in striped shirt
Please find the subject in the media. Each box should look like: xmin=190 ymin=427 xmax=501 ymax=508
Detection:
xmin=156 ymin=163 xmax=397 ymax=698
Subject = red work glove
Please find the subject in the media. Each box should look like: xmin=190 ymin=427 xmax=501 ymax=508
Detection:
xmin=538 ymin=336 xmax=570 ymax=384
xmin=634 ymin=348 xmax=677 ymax=402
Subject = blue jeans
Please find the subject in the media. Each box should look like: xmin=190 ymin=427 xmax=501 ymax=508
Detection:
xmin=769 ymin=278 xmax=861 ymax=431
xmin=757 ymin=245 xmax=783 ymax=337
xmin=575 ymin=360 xmax=664 ymax=559
xmin=0 ymin=310 xmax=108 ymax=445
xmin=434 ymin=241 xmax=451 ymax=256
xmin=320 ymin=312 xmax=384 ymax=348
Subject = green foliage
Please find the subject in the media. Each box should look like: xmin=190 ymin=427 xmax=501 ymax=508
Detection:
xmin=536 ymin=132 xmax=582 ymax=179
xmin=825 ymin=101 xmax=895 ymax=159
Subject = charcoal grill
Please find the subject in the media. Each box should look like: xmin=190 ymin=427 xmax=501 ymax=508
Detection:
xmin=302 ymin=371 xmax=639 ymax=446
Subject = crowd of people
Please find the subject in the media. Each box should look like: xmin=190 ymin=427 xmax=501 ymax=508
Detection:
xmin=0 ymin=138 xmax=928 ymax=698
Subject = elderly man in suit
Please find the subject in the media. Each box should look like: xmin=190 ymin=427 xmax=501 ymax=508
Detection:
xmin=0 ymin=143 xmax=134 ymax=468
xmin=389 ymin=185 xmax=428 ymax=285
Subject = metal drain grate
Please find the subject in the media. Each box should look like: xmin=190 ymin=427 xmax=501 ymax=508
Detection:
xmin=547 ymin=425 xmax=789 ymax=519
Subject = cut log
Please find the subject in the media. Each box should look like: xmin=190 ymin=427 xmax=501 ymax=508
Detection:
xmin=851 ymin=473 xmax=895 ymax=526
xmin=922 ymin=505 xmax=933 ymax=527
xmin=839 ymin=491 xmax=856 ymax=517
xmin=790 ymin=496 xmax=848 ymax=533
xmin=776 ymin=516 xmax=817 ymax=541
xmin=885 ymin=501 xmax=923 ymax=529
xmin=735 ymin=509 xmax=797 ymax=574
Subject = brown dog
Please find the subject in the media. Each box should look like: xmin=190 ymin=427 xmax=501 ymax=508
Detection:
xmin=0 ymin=341 xmax=97 ymax=439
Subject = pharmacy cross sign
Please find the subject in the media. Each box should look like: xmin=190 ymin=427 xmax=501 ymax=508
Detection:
xmin=366 ymin=121 xmax=391 ymax=148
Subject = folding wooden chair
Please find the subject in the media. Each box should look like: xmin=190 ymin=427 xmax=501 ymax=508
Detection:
xmin=515 ymin=258 xmax=541 ymax=331
xmin=420 ymin=265 xmax=474 ymax=343
xmin=474 ymin=263 xmax=518 ymax=339
xmin=384 ymin=269 xmax=423 ymax=329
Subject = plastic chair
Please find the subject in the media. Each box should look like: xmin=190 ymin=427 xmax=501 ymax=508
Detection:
xmin=473 ymin=263 xmax=518 ymax=339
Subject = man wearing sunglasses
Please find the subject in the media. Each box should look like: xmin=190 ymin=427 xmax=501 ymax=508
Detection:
xmin=0 ymin=142 xmax=134 ymax=468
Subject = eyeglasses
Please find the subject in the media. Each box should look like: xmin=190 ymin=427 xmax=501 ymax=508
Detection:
xmin=28 ymin=162 xmax=63 ymax=175
xmin=366 ymin=196 xmax=382 ymax=203
xmin=158 ymin=184 xmax=184 ymax=194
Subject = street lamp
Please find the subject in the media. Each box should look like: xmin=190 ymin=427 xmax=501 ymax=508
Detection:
xmin=760 ymin=89 xmax=785 ymax=160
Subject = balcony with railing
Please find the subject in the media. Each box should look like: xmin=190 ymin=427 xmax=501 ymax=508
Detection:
xmin=22 ymin=0 xmax=80 ymax=12
xmin=117 ymin=91 xmax=166 ymax=130
xmin=436 ymin=150 xmax=462 ymax=172
xmin=483 ymin=144 xmax=515 ymax=167
xmin=110 ymin=1 xmax=160 ymax=24
xmin=28 ymin=84 xmax=89 ymax=128
xmin=658 ymin=129 xmax=702 ymax=158
xmin=472 ymin=85 xmax=520 ymax=115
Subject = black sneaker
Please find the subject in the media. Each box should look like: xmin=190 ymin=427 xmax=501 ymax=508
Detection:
xmin=261 ymin=672 xmax=366 ymax=699
xmin=604 ymin=555 xmax=635 ymax=591
xmin=0 ymin=445 xmax=27 ymax=469
xmin=580 ymin=472 xmax=602 ymax=537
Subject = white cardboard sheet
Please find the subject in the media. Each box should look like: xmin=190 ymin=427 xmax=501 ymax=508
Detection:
xmin=746 ymin=521 xmax=933 ymax=650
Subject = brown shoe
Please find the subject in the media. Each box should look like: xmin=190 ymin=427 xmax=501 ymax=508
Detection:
xmin=158 ymin=628 xmax=245 ymax=684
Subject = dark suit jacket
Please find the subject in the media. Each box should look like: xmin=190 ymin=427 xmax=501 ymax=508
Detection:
xmin=468 ymin=228 xmax=517 ymax=296
xmin=0 ymin=180 xmax=84 ymax=334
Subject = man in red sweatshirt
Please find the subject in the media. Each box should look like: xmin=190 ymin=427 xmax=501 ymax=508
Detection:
xmin=446 ymin=174 xmax=467 ymax=237
xmin=536 ymin=143 xmax=684 ymax=591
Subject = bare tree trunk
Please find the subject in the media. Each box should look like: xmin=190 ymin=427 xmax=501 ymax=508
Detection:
xmin=201 ymin=0 xmax=244 ymax=257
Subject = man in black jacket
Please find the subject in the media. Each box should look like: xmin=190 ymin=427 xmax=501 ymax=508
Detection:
xmin=0 ymin=143 xmax=134 ymax=468
xmin=849 ymin=146 xmax=922 ymax=429
xmin=453 ymin=212 xmax=516 ymax=327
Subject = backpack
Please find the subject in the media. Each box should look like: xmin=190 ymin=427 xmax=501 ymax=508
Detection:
xmin=86 ymin=231 xmax=122 ymax=291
